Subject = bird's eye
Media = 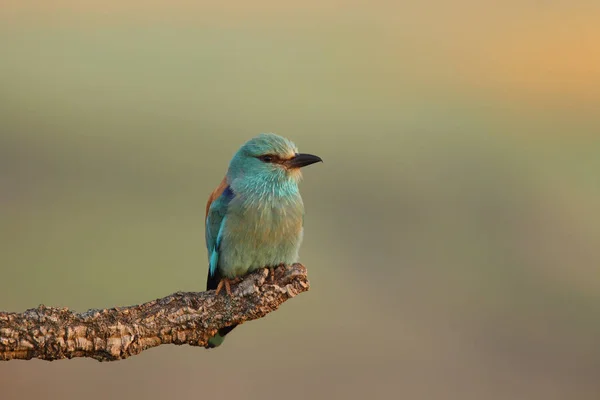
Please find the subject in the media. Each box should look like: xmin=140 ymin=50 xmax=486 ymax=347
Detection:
xmin=259 ymin=155 xmax=274 ymax=163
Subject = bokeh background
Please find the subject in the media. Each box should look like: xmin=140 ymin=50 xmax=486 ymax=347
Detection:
xmin=1 ymin=1 xmax=599 ymax=399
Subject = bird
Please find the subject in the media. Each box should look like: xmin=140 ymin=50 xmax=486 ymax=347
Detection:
xmin=204 ymin=133 xmax=322 ymax=348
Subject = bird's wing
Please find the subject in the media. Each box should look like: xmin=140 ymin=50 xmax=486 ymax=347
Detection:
xmin=205 ymin=177 xmax=239 ymax=342
xmin=205 ymin=177 xmax=234 ymax=278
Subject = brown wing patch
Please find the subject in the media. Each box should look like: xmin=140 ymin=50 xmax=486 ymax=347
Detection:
xmin=205 ymin=176 xmax=229 ymax=221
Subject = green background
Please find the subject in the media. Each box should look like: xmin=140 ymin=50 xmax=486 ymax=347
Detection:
xmin=1 ymin=2 xmax=599 ymax=399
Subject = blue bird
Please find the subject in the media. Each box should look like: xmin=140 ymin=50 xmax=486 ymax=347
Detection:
xmin=205 ymin=133 xmax=322 ymax=348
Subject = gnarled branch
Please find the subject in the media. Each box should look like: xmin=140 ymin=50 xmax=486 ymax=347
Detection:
xmin=0 ymin=264 xmax=309 ymax=362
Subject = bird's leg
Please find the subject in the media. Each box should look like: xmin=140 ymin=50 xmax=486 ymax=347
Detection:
xmin=215 ymin=277 xmax=243 ymax=296
xmin=215 ymin=278 xmax=232 ymax=296
xmin=268 ymin=264 xmax=286 ymax=282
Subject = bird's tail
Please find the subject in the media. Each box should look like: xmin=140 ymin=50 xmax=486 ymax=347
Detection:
xmin=206 ymin=269 xmax=238 ymax=348
xmin=206 ymin=325 xmax=237 ymax=348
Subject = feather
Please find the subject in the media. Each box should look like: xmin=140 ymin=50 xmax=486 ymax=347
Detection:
xmin=205 ymin=176 xmax=229 ymax=220
xmin=205 ymin=177 xmax=235 ymax=278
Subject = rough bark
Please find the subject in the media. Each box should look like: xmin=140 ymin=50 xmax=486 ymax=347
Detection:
xmin=0 ymin=264 xmax=309 ymax=362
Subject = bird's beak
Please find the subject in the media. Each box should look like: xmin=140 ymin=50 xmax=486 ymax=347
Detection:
xmin=285 ymin=153 xmax=323 ymax=169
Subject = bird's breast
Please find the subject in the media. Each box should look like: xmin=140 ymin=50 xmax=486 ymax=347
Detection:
xmin=219 ymin=194 xmax=304 ymax=277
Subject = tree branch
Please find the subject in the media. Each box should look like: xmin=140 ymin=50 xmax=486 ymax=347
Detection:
xmin=0 ymin=264 xmax=309 ymax=362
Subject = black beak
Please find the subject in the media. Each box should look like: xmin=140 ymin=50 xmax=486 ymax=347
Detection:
xmin=286 ymin=153 xmax=323 ymax=169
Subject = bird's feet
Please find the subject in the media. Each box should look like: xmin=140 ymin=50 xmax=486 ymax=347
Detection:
xmin=215 ymin=277 xmax=242 ymax=296
xmin=268 ymin=264 xmax=286 ymax=282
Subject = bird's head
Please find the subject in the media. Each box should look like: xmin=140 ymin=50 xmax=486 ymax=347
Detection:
xmin=227 ymin=133 xmax=322 ymax=191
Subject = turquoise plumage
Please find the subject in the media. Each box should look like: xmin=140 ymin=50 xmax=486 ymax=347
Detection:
xmin=205 ymin=133 xmax=322 ymax=347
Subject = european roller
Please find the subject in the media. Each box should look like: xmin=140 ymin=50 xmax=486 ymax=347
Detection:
xmin=205 ymin=133 xmax=322 ymax=348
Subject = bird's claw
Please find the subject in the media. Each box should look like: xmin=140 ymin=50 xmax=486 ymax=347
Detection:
xmin=215 ymin=277 xmax=242 ymax=296
xmin=268 ymin=264 xmax=286 ymax=282
xmin=214 ymin=278 xmax=231 ymax=296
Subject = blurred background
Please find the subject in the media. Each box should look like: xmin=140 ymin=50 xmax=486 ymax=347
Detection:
xmin=1 ymin=1 xmax=599 ymax=399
